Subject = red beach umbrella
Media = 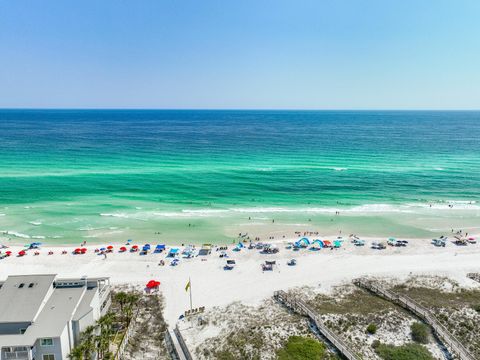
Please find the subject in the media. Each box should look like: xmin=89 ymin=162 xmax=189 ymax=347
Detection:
xmin=18 ymin=250 xmax=26 ymax=256
xmin=107 ymin=245 xmax=113 ymax=250
xmin=119 ymin=246 xmax=127 ymax=252
xmin=74 ymin=248 xmax=82 ymax=254
xmin=81 ymin=248 xmax=87 ymax=253
xmin=5 ymin=251 xmax=12 ymax=256
xmin=146 ymin=280 xmax=161 ymax=289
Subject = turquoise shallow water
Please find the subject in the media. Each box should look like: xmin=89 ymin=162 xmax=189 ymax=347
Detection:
xmin=0 ymin=110 xmax=479 ymax=244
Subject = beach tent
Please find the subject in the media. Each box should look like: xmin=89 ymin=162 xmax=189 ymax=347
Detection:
xmin=168 ymin=248 xmax=179 ymax=257
xmin=81 ymin=248 xmax=87 ymax=254
xmin=295 ymin=238 xmax=310 ymax=247
xmin=323 ymin=240 xmax=332 ymax=248
xmin=387 ymin=237 xmax=397 ymax=246
xmin=154 ymin=244 xmax=166 ymax=253
xmin=333 ymin=240 xmax=342 ymax=248
xmin=311 ymin=239 xmax=324 ymax=248
xmin=74 ymin=248 xmax=82 ymax=254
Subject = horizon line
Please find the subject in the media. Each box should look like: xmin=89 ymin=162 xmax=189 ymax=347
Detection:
xmin=1 ymin=107 xmax=480 ymax=112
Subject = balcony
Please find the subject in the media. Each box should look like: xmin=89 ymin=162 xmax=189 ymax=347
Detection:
xmin=4 ymin=351 xmax=30 ymax=360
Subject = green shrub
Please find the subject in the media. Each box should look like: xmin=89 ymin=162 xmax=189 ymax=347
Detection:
xmin=276 ymin=336 xmax=326 ymax=360
xmin=473 ymin=304 xmax=480 ymax=313
xmin=371 ymin=340 xmax=381 ymax=349
xmin=410 ymin=322 xmax=429 ymax=344
xmin=366 ymin=323 xmax=377 ymax=334
xmin=375 ymin=343 xmax=434 ymax=360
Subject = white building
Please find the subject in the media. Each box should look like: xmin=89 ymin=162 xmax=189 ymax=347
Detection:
xmin=0 ymin=274 xmax=111 ymax=360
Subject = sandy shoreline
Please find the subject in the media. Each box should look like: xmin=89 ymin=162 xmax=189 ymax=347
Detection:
xmin=1 ymin=236 xmax=479 ymax=325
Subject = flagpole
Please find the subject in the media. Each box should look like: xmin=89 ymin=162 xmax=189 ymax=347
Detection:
xmin=189 ymin=277 xmax=193 ymax=313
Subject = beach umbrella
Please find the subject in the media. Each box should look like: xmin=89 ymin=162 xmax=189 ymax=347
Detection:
xmin=107 ymin=245 xmax=113 ymax=250
xmin=132 ymin=245 xmax=138 ymax=249
xmin=119 ymin=246 xmax=127 ymax=252
xmin=5 ymin=251 xmax=12 ymax=256
xmin=100 ymin=247 xmax=106 ymax=251
xmin=146 ymin=280 xmax=161 ymax=289
xmin=18 ymin=250 xmax=26 ymax=256
xmin=81 ymin=248 xmax=87 ymax=253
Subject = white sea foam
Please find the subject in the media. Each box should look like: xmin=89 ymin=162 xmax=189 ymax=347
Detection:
xmin=332 ymin=167 xmax=348 ymax=171
xmin=99 ymin=213 xmax=147 ymax=221
xmin=0 ymin=214 xmax=5 ymax=217
xmin=29 ymin=221 xmax=42 ymax=226
xmin=31 ymin=235 xmax=45 ymax=239
xmin=96 ymin=201 xmax=480 ymax=222
xmin=2 ymin=231 xmax=31 ymax=239
xmin=152 ymin=209 xmax=228 ymax=218
xmin=78 ymin=226 xmax=104 ymax=231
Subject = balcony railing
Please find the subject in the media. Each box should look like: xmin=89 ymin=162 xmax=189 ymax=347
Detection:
xmin=4 ymin=351 xmax=29 ymax=360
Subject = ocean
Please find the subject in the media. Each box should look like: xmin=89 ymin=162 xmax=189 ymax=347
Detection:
xmin=0 ymin=109 xmax=479 ymax=244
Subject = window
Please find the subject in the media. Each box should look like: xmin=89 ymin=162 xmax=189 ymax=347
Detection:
xmin=18 ymin=283 xmax=25 ymax=288
xmin=19 ymin=328 xmax=26 ymax=334
xmin=40 ymin=338 xmax=53 ymax=346
xmin=43 ymin=355 xmax=55 ymax=360
xmin=13 ymin=347 xmax=27 ymax=352
xmin=28 ymin=283 xmax=34 ymax=288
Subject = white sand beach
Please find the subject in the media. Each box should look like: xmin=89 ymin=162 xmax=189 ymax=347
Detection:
xmin=1 ymin=237 xmax=479 ymax=325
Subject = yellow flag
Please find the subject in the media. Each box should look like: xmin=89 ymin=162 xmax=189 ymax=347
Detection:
xmin=185 ymin=279 xmax=191 ymax=292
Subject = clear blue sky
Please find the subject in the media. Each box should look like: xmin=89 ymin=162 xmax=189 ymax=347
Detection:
xmin=1 ymin=0 xmax=479 ymax=109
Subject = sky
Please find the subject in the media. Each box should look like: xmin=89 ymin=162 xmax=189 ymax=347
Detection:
xmin=0 ymin=0 xmax=479 ymax=109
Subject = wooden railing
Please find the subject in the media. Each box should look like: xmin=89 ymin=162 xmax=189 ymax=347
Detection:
xmin=165 ymin=328 xmax=184 ymax=360
xmin=466 ymin=273 xmax=480 ymax=283
xmin=353 ymin=278 xmax=475 ymax=360
xmin=113 ymin=308 xmax=140 ymax=360
xmin=274 ymin=290 xmax=360 ymax=360
xmin=173 ymin=324 xmax=194 ymax=360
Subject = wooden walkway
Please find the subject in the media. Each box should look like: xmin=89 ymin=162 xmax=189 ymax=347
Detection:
xmin=274 ymin=290 xmax=360 ymax=360
xmin=164 ymin=323 xmax=194 ymax=360
xmin=353 ymin=278 xmax=476 ymax=360
xmin=467 ymin=273 xmax=480 ymax=283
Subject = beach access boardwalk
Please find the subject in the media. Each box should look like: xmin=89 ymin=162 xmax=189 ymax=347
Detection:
xmin=274 ymin=290 xmax=360 ymax=360
xmin=353 ymin=278 xmax=476 ymax=360
xmin=165 ymin=325 xmax=193 ymax=360
xmin=467 ymin=272 xmax=480 ymax=283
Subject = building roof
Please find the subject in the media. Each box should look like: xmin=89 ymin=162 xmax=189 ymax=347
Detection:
xmin=0 ymin=274 xmax=109 ymax=349
xmin=0 ymin=274 xmax=56 ymax=323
